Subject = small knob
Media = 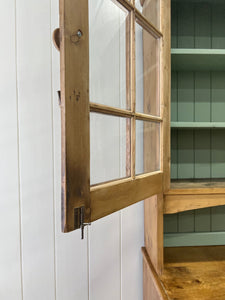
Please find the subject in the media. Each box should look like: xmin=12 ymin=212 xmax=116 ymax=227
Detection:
xmin=52 ymin=28 xmax=60 ymax=51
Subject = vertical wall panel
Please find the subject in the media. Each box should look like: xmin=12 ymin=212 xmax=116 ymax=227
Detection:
xmin=211 ymin=72 xmax=225 ymax=122
xmin=194 ymin=72 xmax=211 ymax=122
xmin=177 ymin=72 xmax=194 ymax=179
xmin=164 ymin=215 xmax=178 ymax=233
xmin=89 ymin=214 xmax=121 ymax=300
xmin=171 ymin=2 xmax=177 ymax=48
xmin=211 ymin=207 xmax=225 ymax=231
xmin=177 ymin=3 xmax=194 ymax=48
xmin=195 ymin=130 xmax=211 ymax=179
xmin=121 ymin=202 xmax=144 ymax=300
xmin=177 ymin=72 xmax=194 ymax=122
xmin=177 ymin=130 xmax=194 ymax=179
xmin=16 ymin=0 xmax=56 ymax=298
xmin=171 ymin=130 xmax=178 ymax=179
xmin=212 ymin=3 xmax=225 ymax=49
xmin=194 ymin=2 xmax=211 ymax=49
xmin=195 ymin=208 xmax=211 ymax=232
xmin=89 ymin=2 xmax=127 ymax=300
xmin=171 ymin=71 xmax=178 ymax=180
xmin=171 ymin=71 xmax=178 ymax=122
xmin=211 ymin=130 xmax=225 ymax=178
xmin=0 ymin=0 xmax=22 ymax=298
xmin=178 ymin=211 xmax=195 ymax=233
xmin=211 ymin=72 xmax=225 ymax=178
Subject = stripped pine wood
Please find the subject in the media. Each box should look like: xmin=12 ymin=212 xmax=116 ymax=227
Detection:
xmin=142 ymin=20 xmax=161 ymax=172
xmin=164 ymin=193 xmax=225 ymax=214
xmin=170 ymin=180 xmax=225 ymax=190
xmin=142 ymin=248 xmax=168 ymax=300
xmin=126 ymin=12 xmax=132 ymax=177
xmin=91 ymin=172 xmax=163 ymax=221
xmin=142 ymin=0 xmax=165 ymax=282
xmin=143 ymin=246 xmax=225 ymax=299
xmin=135 ymin=9 xmax=162 ymax=38
xmin=130 ymin=9 xmax=136 ymax=179
xmin=161 ymin=0 xmax=171 ymax=192
xmin=162 ymin=246 xmax=225 ymax=300
xmin=89 ymin=103 xmax=162 ymax=122
xmin=144 ymin=195 xmax=164 ymax=275
xmin=60 ymin=0 xmax=90 ymax=232
xmin=108 ymin=0 xmax=163 ymax=38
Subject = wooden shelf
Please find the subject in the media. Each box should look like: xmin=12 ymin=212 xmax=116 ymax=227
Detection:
xmin=170 ymin=179 xmax=225 ymax=189
xmin=171 ymin=48 xmax=225 ymax=71
xmin=172 ymin=0 xmax=224 ymax=3
xmin=164 ymin=179 xmax=225 ymax=214
xmin=143 ymin=246 xmax=225 ymax=299
xmin=171 ymin=122 xmax=225 ymax=129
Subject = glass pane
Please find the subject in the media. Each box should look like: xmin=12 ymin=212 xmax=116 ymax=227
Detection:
xmin=136 ymin=22 xmax=160 ymax=116
xmin=90 ymin=113 xmax=131 ymax=185
xmin=89 ymin=0 xmax=129 ymax=109
xmin=136 ymin=120 xmax=160 ymax=175
xmin=135 ymin=0 xmax=160 ymax=29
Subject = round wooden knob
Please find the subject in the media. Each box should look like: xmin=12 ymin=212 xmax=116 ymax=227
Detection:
xmin=53 ymin=28 xmax=60 ymax=51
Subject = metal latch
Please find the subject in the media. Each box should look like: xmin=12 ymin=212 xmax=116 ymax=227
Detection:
xmin=57 ymin=90 xmax=61 ymax=106
xmin=74 ymin=206 xmax=91 ymax=239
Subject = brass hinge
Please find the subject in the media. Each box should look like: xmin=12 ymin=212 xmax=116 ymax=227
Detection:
xmin=74 ymin=206 xmax=91 ymax=239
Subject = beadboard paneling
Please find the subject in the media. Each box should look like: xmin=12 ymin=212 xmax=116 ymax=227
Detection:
xmin=16 ymin=0 xmax=56 ymax=298
xmin=165 ymin=0 xmax=225 ymax=245
xmin=121 ymin=203 xmax=144 ymax=300
xmin=0 ymin=0 xmax=22 ymax=298
xmin=0 ymin=0 xmax=144 ymax=299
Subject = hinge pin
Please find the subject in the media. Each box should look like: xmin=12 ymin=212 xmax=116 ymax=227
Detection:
xmin=74 ymin=206 xmax=91 ymax=240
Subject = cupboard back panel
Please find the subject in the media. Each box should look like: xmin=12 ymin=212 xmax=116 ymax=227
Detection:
xmin=165 ymin=0 xmax=225 ymax=245
xmin=171 ymin=0 xmax=225 ymax=49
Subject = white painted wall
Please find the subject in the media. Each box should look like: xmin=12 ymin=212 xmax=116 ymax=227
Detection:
xmin=0 ymin=0 xmax=144 ymax=299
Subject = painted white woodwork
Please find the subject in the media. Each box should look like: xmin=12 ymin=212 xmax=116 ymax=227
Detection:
xmin=0 ymin=0 xmax=22 ymax=299
xmin=89 ymin=213 xmax=121 ymax=300
xmin=121 ymin=202 xmax=144 ymax=300
xmin=16 ymin=0 xmax=55 ymax=298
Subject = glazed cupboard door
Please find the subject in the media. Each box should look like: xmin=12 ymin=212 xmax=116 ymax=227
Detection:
xmin=58 ymin=0 xmax=170 ymax=233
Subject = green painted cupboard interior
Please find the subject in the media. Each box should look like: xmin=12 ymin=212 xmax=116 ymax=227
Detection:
xmin=164 ymin=0 xmax=225 ymax=246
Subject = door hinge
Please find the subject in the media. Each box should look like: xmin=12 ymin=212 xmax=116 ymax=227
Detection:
xmin=74 ymin=206 xmax=91 ymax=240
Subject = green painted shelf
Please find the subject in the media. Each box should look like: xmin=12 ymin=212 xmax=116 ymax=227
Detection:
xmin=171 ymin=49 xmax=225 ymax=71
xmin=172 ymin=0 xmax=224 ymax=3
xmin=171 ymin=122 xmax=225 ymax=129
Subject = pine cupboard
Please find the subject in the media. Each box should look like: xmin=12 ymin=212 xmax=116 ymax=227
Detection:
xmin=54 ymin=0 xmax=225 ymax=298
xmin=143 ymin=0 xmax=225 ymax=299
